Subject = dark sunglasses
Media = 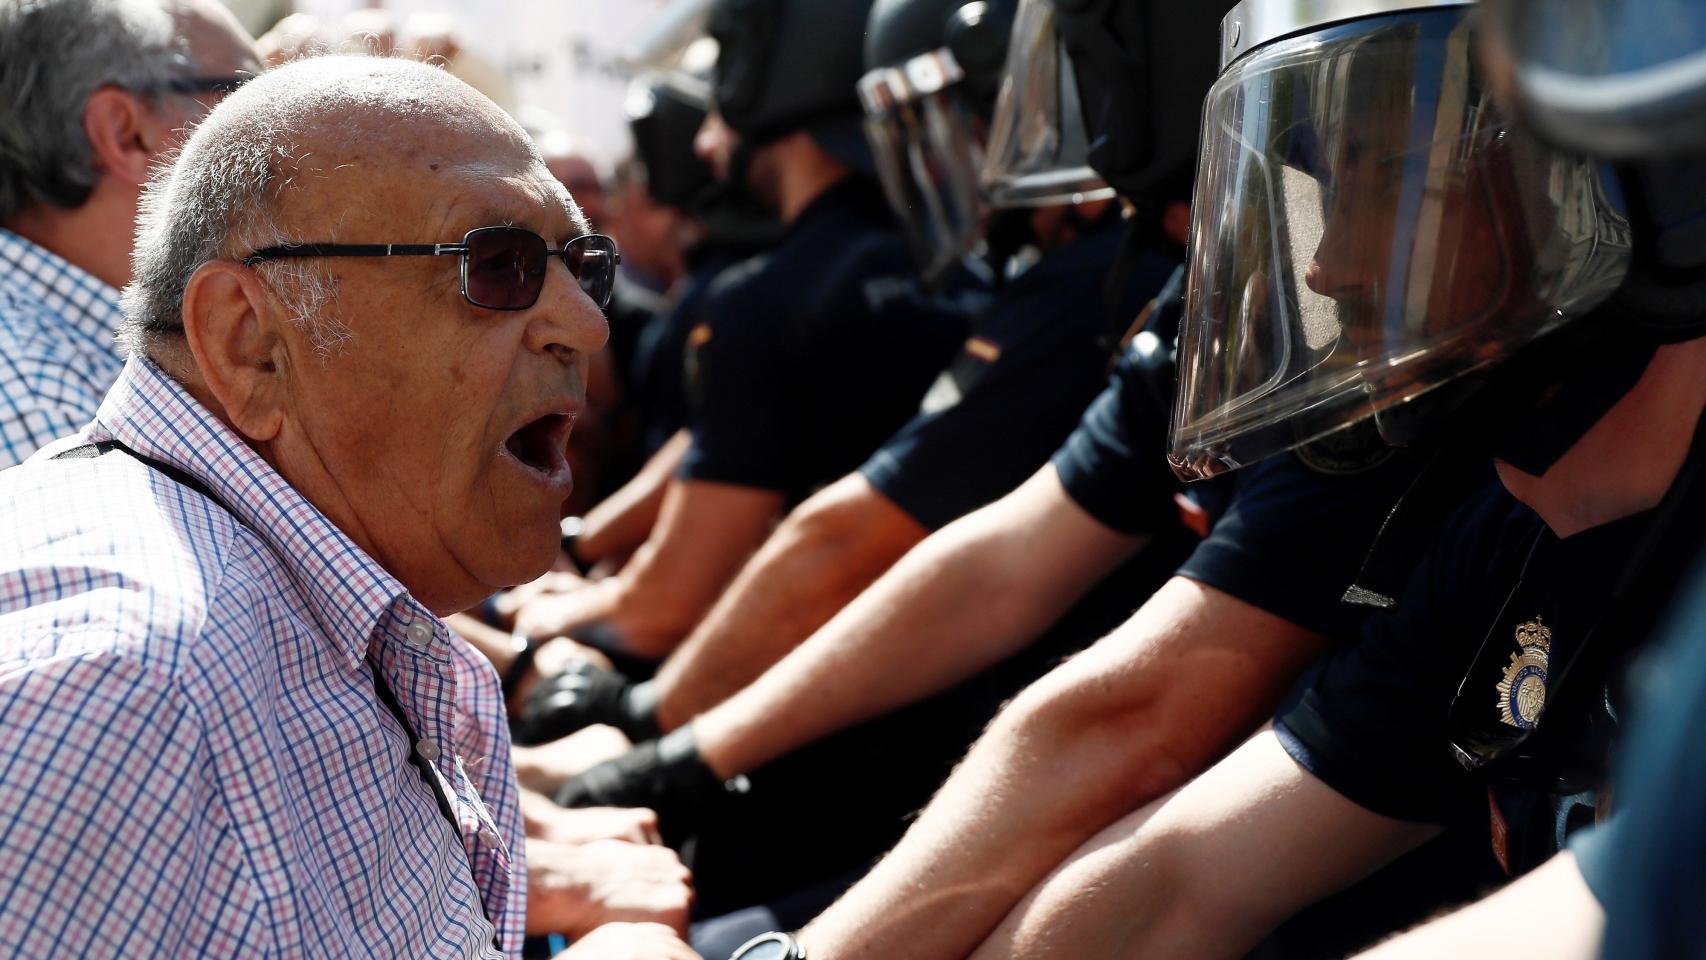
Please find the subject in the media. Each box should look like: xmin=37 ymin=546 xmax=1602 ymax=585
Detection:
xmin=243 ymin=228 xmax=621 ymax=311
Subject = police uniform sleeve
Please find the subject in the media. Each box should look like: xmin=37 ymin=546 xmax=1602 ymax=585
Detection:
xmin=1273 ymin=485 xmax=1532 ymax=825
xmin=676 ymin=287 xmax=795 ymax=491
xmin=1173 ymin=447 xmax=1431 ymax=640
xmin=861 ymin=337 xmax=1110 ymax=532
xmin=1048 ymin=345 xmax=1181 ymax=536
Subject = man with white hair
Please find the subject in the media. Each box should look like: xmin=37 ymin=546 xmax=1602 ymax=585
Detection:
xmin=0 ymin=0 xmax=259 ymax=467
xmin=0 ymin=56 xmax=692 ymax=959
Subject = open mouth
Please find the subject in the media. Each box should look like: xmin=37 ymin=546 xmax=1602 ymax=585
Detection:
xmin=502 ymin=411 xmax=575 ymax=488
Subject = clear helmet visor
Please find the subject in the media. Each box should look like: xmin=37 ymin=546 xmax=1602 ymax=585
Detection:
xmin=860 ymin=49 xmax=988 ymax=286
xmin=978 ymin=0 xmax=1114 ymax=208
xmin=1483 ymin=0 xmax=1706 ymax=156
xmin=1169 ymin=7 xmax=1632 ymax=480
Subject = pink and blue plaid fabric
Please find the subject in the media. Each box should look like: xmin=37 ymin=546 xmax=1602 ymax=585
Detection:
xmin=0 ymin=228 xmax=126 ymax=469
xmin=0 ymin=357 xmax=526 ymax=957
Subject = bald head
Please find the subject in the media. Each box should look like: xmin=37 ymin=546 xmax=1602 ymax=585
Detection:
xmin=212 ymin=53 xmax=530 ymax=158
xmin=119 ymin=54 xmax=611 ymax=613
xmin=121 ymin=56 xmax=573 ymax=353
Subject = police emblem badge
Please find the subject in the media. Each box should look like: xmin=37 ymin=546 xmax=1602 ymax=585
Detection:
xmin=1494 ymin=617 xmax=1551 ymax=729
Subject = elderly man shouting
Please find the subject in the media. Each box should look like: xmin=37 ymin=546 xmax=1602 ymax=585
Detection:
xmin=0 ymin=56 xmax=692 ymax=960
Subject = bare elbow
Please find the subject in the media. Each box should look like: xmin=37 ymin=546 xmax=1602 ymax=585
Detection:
xmin=1000 ymin=655 xmax=1202 ymax=807
xmin=779 ymin=477 xmax=924 ymax=577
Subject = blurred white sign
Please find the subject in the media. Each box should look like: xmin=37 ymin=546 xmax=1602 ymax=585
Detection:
xmin=291 ymin=0 xmax=678 ymax=163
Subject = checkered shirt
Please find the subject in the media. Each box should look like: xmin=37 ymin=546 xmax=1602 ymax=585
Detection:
xmin=0 ymin=357 xmax=526 ymax=957
xmin=0 ymin=228 xmax=126 ymax=469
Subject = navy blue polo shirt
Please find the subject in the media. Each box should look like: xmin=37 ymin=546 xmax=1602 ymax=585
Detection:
xmin=858 ymin=223 xmax=1177 ymax=531
xmin=1172 ymin=445 xmax=1430 ymax=641
xmin=1052 ymin=330 xmax=1423 ymax=640
xmin=629 ymin=246 xmax=757 ymax=461
xmin=1276 ymin=484 xmax=1652 ymax=855
xmin=679 ymin=177 xmax=979 ymax=501
xmin=1048 ymin=327 xmax=1189 ymax=538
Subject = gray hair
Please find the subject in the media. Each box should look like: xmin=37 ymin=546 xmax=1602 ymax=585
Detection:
xmin=0 ymin=0 xmax=192 ymax=222
xmin=119 ymin=55 xmax=542 ymax=359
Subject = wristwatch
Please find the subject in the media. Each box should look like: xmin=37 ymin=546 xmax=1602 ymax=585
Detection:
xmin=729 ymin=932 xmax=807 ymax=960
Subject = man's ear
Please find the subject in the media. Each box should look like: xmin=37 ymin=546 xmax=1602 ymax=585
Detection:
xmin=181 ymin=260 xmax=289 ymax=442
xmin=83 ymin=87 xmax=170 ymax=188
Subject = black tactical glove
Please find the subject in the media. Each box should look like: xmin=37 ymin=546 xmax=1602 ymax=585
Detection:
xmin=514 ymin=660 xmax=661 ymax=745
xmin=555 ymin=726 xmax=739 ymax=834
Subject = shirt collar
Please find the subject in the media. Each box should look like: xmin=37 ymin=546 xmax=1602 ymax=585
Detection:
xmin=0 ymin=228 xmax=126 ymax=362
xmin=90 ymin=356 xmax=422 ymax=669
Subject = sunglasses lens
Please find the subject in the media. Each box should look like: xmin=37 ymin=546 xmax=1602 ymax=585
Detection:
xmin=563 ymin=235 xmax=617 ymax=309
xmin=465 ymin=228 xmax=546 ymax=309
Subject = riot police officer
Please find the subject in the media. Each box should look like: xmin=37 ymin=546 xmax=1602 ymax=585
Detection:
xmin=552 ymin=4 xmax=1470 ymax=958
xmin=1340 ymin=1 xmax=1706 ymax=954
xmin=947 ymin=0 xmax=1706 ymax=955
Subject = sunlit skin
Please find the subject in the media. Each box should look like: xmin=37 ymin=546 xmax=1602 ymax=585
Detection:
xmin=179 ymin=102 xmax=608 ymax=616
xmin=1305 ymin=136 xmax=1513 ymax=351
xmin=1299 ymin=37 xmax=1524 ymax=362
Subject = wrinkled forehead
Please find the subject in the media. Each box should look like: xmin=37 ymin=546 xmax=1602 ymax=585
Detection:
xmin=273 ymin=120 xmax=580 ymax=242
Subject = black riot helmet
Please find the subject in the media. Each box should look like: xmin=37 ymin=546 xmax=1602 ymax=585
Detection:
xmin=857 ymin=0 xmax=1018 ymax=282
xmin=1052 ymin=0 xmax=1227 ymax=214
xmin=707 ymin=0 xmax=878 ymax=171
xmin=865 ymin=0 xmax=1015 ymax=111
xmin=626 ymin=72 xmax=717 ymax=212
xmin=1481 ymin=0 xmax=1706 ymax=343
xmin=1167 ymin=0 xmax=1645 ymax=480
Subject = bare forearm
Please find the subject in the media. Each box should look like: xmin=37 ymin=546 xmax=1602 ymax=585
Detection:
xmin=521 ymin=544 xmax=728 ymax=659
xmin=654 ymin=478 xmax=926 ymax=728
xmin=799 ymin=652 xmax=1185 ymax=959
xmin=518 ymin=478 xmax=784 ymax=659
xmin=576 ymin=429 xmax=690 ymax=563
xmin=800 ymin=580 xmax=1343 ymax=960
xmin=692 ymin=511 xmax=1125 ymax=776
xmin=970 ymin=731 xmax=1439 ymax=960
xmin=1352 ymin=852 xmax=1601 ymax=960
xmin=800 ymin=709 xmax=1130 ymax=958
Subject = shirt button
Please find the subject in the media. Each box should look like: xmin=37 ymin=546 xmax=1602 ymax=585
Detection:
xmin=416 ymin=740 xmax=440 ymax=763
xmin=404 ymin=620 xmax=432 ymax=647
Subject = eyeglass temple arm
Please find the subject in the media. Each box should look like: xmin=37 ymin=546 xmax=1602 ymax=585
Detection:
xmin=242 ymin=243 xmax=464 ymax=266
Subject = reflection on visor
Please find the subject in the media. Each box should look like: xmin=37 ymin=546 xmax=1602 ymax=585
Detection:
xmin=1169 ymin=8 xmax=1632 ymax=480
xmin=1487 ymin=0 xmax=1706 ymax=156
xmin=979 ymin=0 xmax=1113 ymax=207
